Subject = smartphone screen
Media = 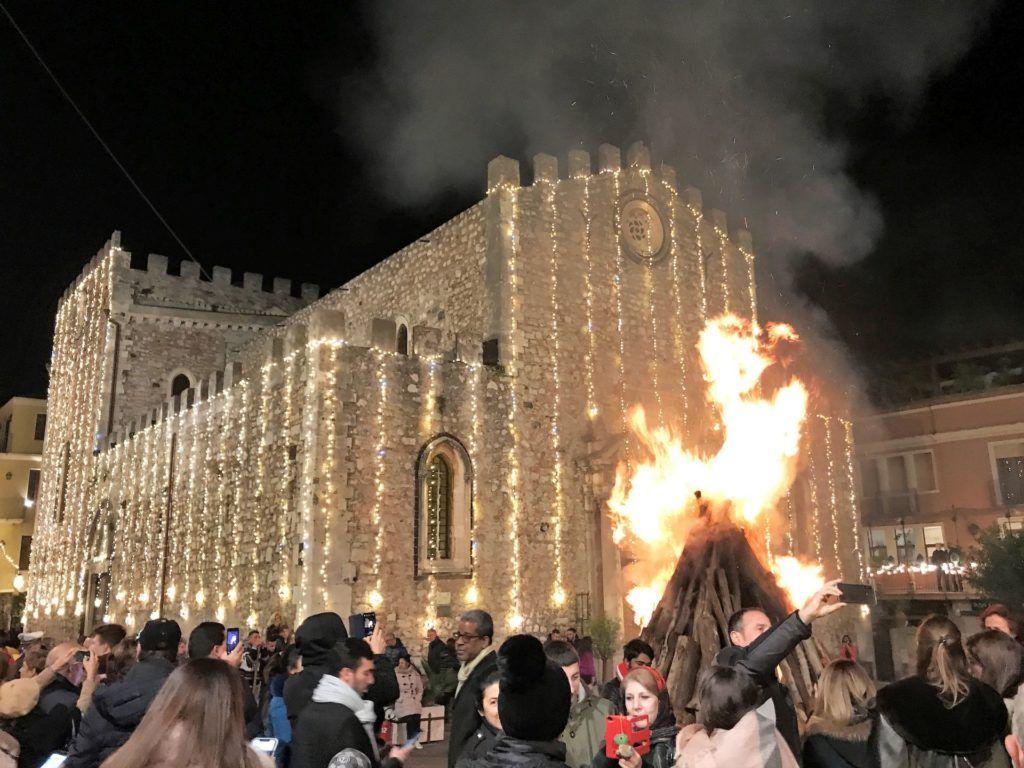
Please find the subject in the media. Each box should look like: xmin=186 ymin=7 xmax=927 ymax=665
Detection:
xmin=250 ymin=737 xmax=278 ymax=755
xmin=401 ymin=735 xmax=420 ymax=750
xmin=226 ymin=628 xmax=240 ymax=653
xmin=39 ymin=755 xmax=67 ymax=768
xmin=837 ymin=582 xmax=875 ymax=605
xmin=363 ymin=612 xmax=377 ymax=634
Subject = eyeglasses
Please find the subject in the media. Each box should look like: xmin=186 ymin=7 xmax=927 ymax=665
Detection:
xmin=453 ymin=632 xmax=484 ymax=642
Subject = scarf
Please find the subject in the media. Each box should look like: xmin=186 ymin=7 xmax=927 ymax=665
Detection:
xmin=313 ymin=674 xmax=380 ymax=760
xmin=457 ymin=647 xmax=495 ymax=696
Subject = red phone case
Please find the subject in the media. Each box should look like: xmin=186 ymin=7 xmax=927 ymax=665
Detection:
xmin=604 ymin=714 xmax=651 ymax=759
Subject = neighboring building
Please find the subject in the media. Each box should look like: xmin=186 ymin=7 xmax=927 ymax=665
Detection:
xmin=855 ymin=343 xmax=1024 ymax=677
xmin=0 ymin=397 xmax=46 ymax=629
xmin=27 ymin=142 xmax=862 ymax=644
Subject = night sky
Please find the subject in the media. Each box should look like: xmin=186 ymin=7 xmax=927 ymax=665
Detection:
xmin=2 ymin=2 xmax=1022 ymax=404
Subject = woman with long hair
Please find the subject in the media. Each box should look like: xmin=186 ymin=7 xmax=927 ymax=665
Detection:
xmin=593 ymin=666 xmax=677 ymax=768
xmin=876 ymin=615 xmax=1009 ymax=768
xmin=676 ymin=665 xmax=797 ymax=768
xmin=101 ymin=658 xmax=272 ymax=768
xmin=802 ymin=660 xmax=875 ymax=768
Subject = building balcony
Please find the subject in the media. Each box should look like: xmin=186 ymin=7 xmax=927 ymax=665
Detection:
xmin=0 ymin=497 xmax=28 ymax=523
xmin=871 ymin=566 xmax=980 ymax=600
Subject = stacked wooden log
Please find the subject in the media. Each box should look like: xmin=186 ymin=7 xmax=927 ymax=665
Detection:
xmin=640 ymin=519 xmax=831 ymax=724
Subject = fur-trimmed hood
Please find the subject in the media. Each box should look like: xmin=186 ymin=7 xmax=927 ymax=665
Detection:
xmin=876 ymin=676 xmax=1007 ymax=754
xmin=804 ymin=715 xmax=872 ymax=743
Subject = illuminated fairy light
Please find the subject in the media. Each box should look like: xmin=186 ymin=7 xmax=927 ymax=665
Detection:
xmin=714 ymin=223 xmax=731 ymax=314
xmin=250 ymin=359 xmax=274 ymax=622
xmin=639 ymin=171 xmax=665 ymax=426
xmin=492 ymin=178 xmax=524 ymax=626
xmin=785 ymin=494 xmax=796 ymax=554
xmin=806 ymin=429 xmax=824 ymax=565
xmin=369 ymin=350 xmax=389 ymax=607
xmin=740 ymin=244 xmax=758 ymax=326
xmin=661 ymin=178 xmax=689 ymax=429
xmin=229 ymin=382 xmax=250 ymax=607
xmin=277 ymin=353 xmax=298 ymax=605
xmin=684 ymin=201 xmax=708 ymax=319
xmin=542 ymin=178 xmax=567 ymax=607
xmin=298 ymin=340 xmax=322 ymax=619
xmin=580 ymin=175 xmax=599 ymax=419
xmin=841 ymin=419 xmax=867 ymax=580
xmin=465 ymin=360 xmax=483 ymax=604
xmin=183 ymin=402 xmax=201 ymax=610
xmin=319 ymin=344 xmax=341 ymax=607
xmin=821 ymin=415 xmax=844 ymax=578
xmin=610 ymin=170 xmax=631 ymax=470
xmin=199 ymin=399 xmax=216 ymax=614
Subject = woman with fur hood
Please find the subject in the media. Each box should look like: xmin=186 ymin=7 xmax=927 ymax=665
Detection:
xmin=802 ymin=660 xmax=874 ymax=768
xmin=875 ymin=615 xmax=1010 ymax=768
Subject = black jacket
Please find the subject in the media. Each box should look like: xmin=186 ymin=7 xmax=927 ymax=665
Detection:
xmin=801 ymin=715 xmax=872 ymax=768
xmin=591 ymin=709 xmax=677 ymax=768
xmin=7 ymin=707 xmax=73 ymax=768
xmin=448 ymin=650 xmax=499 ymax=768
xmin=428 ymin=638 xmax=458 ymax=672
xmin=456 ymin=721 xmax=503 ymax=768
xmin=291 ymin=698 xmax=399 ymax=768
xmin=598 ymin=678 xmax=624 ymax=715
xmin=461 ymin=736 xmax=570 ymax=768
xmin=874 ymin=676 xmax=1009 ymax=768
xmin=715 ymin=610 xmax=810 ymax=762
xmin=285 ymin=613 xmax=399 ymax=732
xmin=64 ymin=656 xmax=176 ymax=768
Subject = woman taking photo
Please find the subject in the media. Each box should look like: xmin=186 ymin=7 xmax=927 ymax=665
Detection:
xmin=802 ymin=660 xmax=875 ymax=768
xmin=593 ymin=667 xmax=677 ymax=768
xmin=101 ymin=658 xmax=272 ymax=768
xmin=876 ymin=615 xmax=1009 ymax=768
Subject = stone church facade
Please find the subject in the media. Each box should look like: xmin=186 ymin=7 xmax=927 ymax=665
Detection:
xmin=27 ymin=142 xmax=864 ymax=644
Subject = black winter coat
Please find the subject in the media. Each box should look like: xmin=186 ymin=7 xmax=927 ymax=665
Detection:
xmin=456 ymin=721 xmax=502 ymax=768
xmin=447 ymin=650 xmax=499 ymax=768
xmin=874 ymin=676 xmax=1009 ymax=768
xmin=290 ymin=698 xmax=399 ymax=768
xmin=591 ymin=709 xmax=677 ymax=768
xmin=6 ymin=707 xmax=73 ymax=768
xmin=801 ymin=715 xmax=872 ymax=768
xmin=428 ymin=638 xmax=458 ymax=672
xmin=284 ymin=613 xmax=399 ymax=733
xmin=715 ymin=610 xmax=810 ymax=763
xmin=64 ymin=656 xmax=176 ymax=768
xmin=461 ymin=736 xmax=570 ymax=768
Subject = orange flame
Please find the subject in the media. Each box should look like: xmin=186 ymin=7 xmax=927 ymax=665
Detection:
xmin=771 ymin=556 xmax=826 ymax=608
xmin=609 ymin=314 xmax=820 ymax=626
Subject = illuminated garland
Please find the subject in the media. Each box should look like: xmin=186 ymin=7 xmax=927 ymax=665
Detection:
xmin=639 ymin=171 xmax=664 ymax=425
xmin=610 ymin=170 xmax=630 ymax=471
xmin=841 ymin=419 xmax=867 ymax=580
xmin=661 ymin=178 xmax=689 ymax=429
xmin=579 ymin=175 xmax=599 ymax=420
xmin=366 ymin=350 xmax=388 ymax=611
xmin=821 ymin=415 xmax=844 ymax=578
xmin=542 ymin=178 xmax=567 ymax=608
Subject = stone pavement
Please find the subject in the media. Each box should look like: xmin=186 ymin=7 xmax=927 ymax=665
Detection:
xmin=409 ymin=738 xmax=448 ymax=768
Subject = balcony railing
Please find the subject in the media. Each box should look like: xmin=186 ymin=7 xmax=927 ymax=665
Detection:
xmin=871 ymin=564 xmax=978 ymax=599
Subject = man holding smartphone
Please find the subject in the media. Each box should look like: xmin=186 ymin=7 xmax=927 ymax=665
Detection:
xmin=716 ymin=580 xmax=844 ymax=763
xmin=187 ymin=622 xmax=259 ymax=736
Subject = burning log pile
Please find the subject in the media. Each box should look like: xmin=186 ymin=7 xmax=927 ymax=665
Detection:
xmin=640 ymin=519 xmax=830 ymax=724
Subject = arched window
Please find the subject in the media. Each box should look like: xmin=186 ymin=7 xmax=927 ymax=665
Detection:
xmin=426 ymin=455 xmax=452 ymax=560
xmin=170 ymin=373 xmax=192 ymax=398
xmin=416 ymin=435 xmax=472 ymax=576
xmin=396 ymin=325 xmax=409 ymax=356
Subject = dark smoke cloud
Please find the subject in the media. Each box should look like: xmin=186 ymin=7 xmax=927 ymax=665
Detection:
xmin=342 ymin=1 xmax=993 ymax=270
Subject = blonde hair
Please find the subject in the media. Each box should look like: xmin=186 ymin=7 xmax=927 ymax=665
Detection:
xmin=624 ymin=666 xmax=661 ymax=696
xmin=814 ymin=660 xmax=875 ymax=724
xmin=916 ymin=615 xmax=971 ymax=708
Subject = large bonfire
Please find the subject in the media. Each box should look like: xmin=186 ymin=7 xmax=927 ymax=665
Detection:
xmin=608 ymin=314 xmax=824 ymax=628
xmin=606 ymin=314 xmax=832 ymax=721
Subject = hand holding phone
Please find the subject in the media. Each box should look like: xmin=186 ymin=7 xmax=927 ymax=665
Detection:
xmin=226 ymin=628 xmax=241 ymax=653
xmin=836 ymin=582 xmax=875 ymax=606
xmin=401 ymin=735 xmax=420 ymax=750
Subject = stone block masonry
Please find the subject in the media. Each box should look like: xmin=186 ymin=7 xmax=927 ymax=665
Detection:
xmin=27 ymin=142 xmax=861 ymax=644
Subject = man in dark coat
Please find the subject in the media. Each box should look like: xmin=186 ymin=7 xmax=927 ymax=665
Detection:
xmin=65 ymin=618 xmax=181 ymax=768
xmin=599 ymin=638 xmax=654 ymax=715
xmin=285 ymin=612 xmax=399 ymax=733
xmin=291 ymin=637 xmax=414 ymax=768
xmin=35 ymin=642 xmax=84 ymax=750
xmin=447 ymin=610 xmax=499 ymax=768
xmin=427 ymin=628 xmax=458 ymax=672
xmin=715 ymin=581 xmax=843 ymax=763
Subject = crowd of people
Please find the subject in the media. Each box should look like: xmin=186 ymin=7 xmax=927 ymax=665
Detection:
xmin=0 ymin=590 xmax=1021 ymax=768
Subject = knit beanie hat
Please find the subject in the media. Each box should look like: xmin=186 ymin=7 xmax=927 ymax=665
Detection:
xmin=497 ymin=634 xmax=571 ymax=741
xmin=0 ymin=678 xmax=40 ymax=718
